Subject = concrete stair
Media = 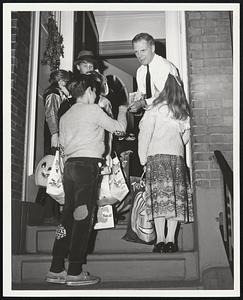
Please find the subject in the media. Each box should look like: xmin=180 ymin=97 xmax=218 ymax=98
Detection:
xmin=13 ymin=279 xmax=204 ymax=290
xmin=12 ymin=251 xmax=199 ymax=283
xmin=25 ymin=223 xmax=194 ymax=254
xmin=12 ymin=222 xmax=198 ymax=285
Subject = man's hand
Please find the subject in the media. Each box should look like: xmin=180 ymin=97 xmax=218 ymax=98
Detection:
xmin=51 ymin=133 xmax=59 ymax=148
xmin=128 ymin=99 xmax=146 ymax=113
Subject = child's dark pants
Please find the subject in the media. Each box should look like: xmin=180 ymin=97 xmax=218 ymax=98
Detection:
xmin=50 ymin=157 xmax=101 ymax=275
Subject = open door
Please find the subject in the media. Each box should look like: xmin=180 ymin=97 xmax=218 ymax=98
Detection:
xmin=25 ymin=11 xmax=99 ymax=225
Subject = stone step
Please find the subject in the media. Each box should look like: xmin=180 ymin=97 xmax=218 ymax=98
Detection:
xmin=25 ymin=223 xmax=194 ymax=254
xmin=12 ymin=251 xmax=199 ymax=283
xmin=12 ymin=280 xmax=204 ymax=290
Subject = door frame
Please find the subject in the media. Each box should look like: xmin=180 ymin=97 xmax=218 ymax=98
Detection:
xmin=165 ymin=11 xmax=192 ymax=171
xmin=23 ymin=10 xmax=191 ymax=202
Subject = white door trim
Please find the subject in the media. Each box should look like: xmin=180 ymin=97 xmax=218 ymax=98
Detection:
xmin=59 ymin=11 xmax=74 ymax=71
xmin=165 ymin=11 xmax=192 ymax=170
xmin=25 ymin=11 xmax=40 ymax=178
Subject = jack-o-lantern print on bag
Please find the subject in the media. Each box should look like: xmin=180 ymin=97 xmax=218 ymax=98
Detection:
xmin=122 ymin=172 xmax=156 ymax=244
xmin=35 ymin=155 xmax=55 ymax=187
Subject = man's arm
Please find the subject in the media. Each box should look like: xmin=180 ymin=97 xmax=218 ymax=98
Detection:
xmin=130 ymin=58 xmax=179 ymax=112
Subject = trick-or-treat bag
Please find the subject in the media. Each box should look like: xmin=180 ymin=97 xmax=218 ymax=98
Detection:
xmin=35 ymin=155 xmax=55 ymax=187
xmin=46 ymin=149 xmax=65 ymax=205
xmin=110 ymin=155 xmax=129 ymax=200
xmin=122 ymin=172 xmax=156 ymax=244
xmin=97 ymin=154 xmax=129 ymax=206
xmin=94 ymin=205 xmax=114 ymax=230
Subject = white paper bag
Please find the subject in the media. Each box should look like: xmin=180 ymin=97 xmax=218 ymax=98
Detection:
xmin=110 ymin=156 xmax=129 ymax=201
xmin=46 ymin=150 xmax=65 ymax=205
xmin=94 ymin=205 xmax=114 ymax=230
xmin=97 ymin=155 xmax=129 ymax=206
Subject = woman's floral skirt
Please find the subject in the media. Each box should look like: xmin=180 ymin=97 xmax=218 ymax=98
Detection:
xmin=145 ymin=154 xmax=194 ymax=223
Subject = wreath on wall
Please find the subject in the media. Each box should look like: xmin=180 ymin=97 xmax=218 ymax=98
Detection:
xmin=41 ymin=13 xmax=64 ymax=71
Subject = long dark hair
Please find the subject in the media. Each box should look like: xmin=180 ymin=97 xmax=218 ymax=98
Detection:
xmin=153 ymin=73 xmax=191 ymax=120
xmin=43 ymin=69 xmax=69 ymax=101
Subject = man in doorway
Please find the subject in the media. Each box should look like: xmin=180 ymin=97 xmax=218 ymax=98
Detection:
xmin=73 ymin=50 xmax=110 ymax=107
xmin=58 ymin=50 xmax=97 ymax=119
xmin=74 ymin=50 xmax=97 ymax=75
xmin=129 ymin=32 xmax=180 ymax=113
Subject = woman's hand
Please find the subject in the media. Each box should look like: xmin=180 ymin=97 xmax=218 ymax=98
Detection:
xmin=143 ymin=165 xmax=147 ymax=172
xmin=51 ymin=133 xmax=59 ymax=148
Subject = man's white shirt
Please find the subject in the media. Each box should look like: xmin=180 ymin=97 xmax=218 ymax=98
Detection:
xmin=136 ymin=54 xmax=179 ymax=106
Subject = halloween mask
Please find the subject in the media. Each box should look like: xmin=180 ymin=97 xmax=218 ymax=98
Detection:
xmin=35 ymin=155 xmax=55 ymax=187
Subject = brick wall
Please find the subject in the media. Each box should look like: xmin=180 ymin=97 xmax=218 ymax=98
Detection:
xmin=186 ymin=11 xmax=233 ymax=188
xmin=11 ymin=12 xmax=31 ymax=202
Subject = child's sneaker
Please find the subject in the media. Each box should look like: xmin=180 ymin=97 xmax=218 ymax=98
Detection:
xmin=45 ymin=270 xmax=67 ymax=284
xmin=66 ymin=271 xmax=100 ymax=286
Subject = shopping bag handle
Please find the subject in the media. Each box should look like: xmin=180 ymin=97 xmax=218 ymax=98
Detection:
xmin=141 ymin=169 xmax=146 ymax=180
xmin=139 ymin=170 xmax=146 ymax=187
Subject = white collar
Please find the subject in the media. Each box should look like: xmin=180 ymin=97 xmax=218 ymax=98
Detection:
xmin=141 ymin=53 xmax=159 ymax=70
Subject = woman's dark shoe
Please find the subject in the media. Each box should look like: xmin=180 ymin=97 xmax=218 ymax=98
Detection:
xmin=166 ymin=242 xmax=178 ymax=253
xmin=152 ymin=242 xmax=166 ymax=253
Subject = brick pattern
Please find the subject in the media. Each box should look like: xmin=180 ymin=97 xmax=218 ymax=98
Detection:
xmin=186 ymin=11 xmax=233 ymax=188
xmin=11 ymin=12 xmax=31 ymax=202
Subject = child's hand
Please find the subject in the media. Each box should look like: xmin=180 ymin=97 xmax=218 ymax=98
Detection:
xmin=119 ymin=104 xmax=128 ymax=111
xmin=51 ymin=133 xmax=59 ymax=148
xmin=128 ymin=99 xmax=146 ymax=113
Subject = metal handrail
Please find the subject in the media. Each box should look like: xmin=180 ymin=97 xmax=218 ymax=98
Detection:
xmin=214 ymin=150 xmax=233 ymax=276
xmin=214 ymin=150 xmax=233 ymax=198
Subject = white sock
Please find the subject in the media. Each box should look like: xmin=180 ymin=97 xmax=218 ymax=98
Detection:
xmin=154 ymin=217 xmax=166 ymax=243
xmin=165 ymin=219 xmax=178 ymax=243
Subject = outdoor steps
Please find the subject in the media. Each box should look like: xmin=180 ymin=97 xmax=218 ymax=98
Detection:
xmin=12 ymin=279 xmax=204 ymax=290
xmin=25 ymin=223 xmax=194 ymax=254
xmin=12 ymin=251 xmax=199 ymax=283
xmin=13 ymin=223 xmax=198 ymax=284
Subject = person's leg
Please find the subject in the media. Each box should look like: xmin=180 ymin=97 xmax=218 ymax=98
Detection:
xmin=154 ymin=217 xmax=166 ymax=243
xmin=165 ymin=219 xmax=178 ymax=243
xmin=67 ymin=159 xmax=99 ymax=276
xmin=153 ymin=217 xmax=167 ymax=253
xmin=49 ymin=161 xmax=75 ymax=273
xmin=165 ymin=219 xmax=179 ymax=253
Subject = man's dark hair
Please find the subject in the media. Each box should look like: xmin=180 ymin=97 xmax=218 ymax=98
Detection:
xmin=68 ymin=73 xmax=102 ymax=99
xmin=132 ymin=33 xmax=155 ymax=46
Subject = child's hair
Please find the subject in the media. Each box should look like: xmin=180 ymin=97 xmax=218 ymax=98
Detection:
xmin=153 ymin=73 xmax=191 ymax=120
xmin=67 ymin=73 xmax=102 ymax=100
xmin=86 ymin=70 xmax=109 ymax=99
xmin=43 ymin=69 xmax=69 ymax=100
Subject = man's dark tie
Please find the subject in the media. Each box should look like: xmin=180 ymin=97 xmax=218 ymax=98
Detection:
xmin=146 ymin=64 xmax=152 ymax=98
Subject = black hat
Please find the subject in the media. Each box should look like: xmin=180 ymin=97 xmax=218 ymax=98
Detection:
xmin=74 ymin=50 xmax=97 ymax=65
